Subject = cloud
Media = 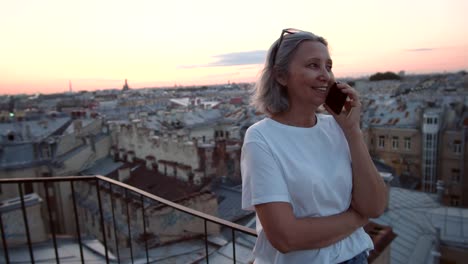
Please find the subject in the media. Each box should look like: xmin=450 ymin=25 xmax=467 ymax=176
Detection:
xmin=405 ymin=48 xmax=435 ymax=52
xmin=179 ymin=50 xmax=267 ymax=68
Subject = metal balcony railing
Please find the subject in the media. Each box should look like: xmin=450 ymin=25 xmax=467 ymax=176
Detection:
xmin=0 ymin=176 xmax=257 ymax=263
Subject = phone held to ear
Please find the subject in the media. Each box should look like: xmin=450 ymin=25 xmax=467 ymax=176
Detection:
xmin=325 ymin=82 xmax=347 ymax=115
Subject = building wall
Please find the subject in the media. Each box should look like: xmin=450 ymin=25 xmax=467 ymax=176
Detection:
xmin=187 ymin=126 xmax=215 ymax=142
xmin=439 ymin=130 xmax=468 ymax=206
xmin=53 ymin=135 xmax=111 ymax=176
xmin=0 ymin=166 xmax=50 ymax=200
xmin=114 ymin=124 xmax=199 ymax=174
xmin=368 ymin=127 xmax=422 ymax=179
xmin=110 ymin=120 xmax=242 ymax=184
xmin=0 ymin=197 xmax=47 ymax=247
xmin=55 ymin=133 xmax=82 ymax=156
xmin=55 ymin=118 xmax=104 ymax=156
xmin=366 ymin=123 xmax=468 ymax=207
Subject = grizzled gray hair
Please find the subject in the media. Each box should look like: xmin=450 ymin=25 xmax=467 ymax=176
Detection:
xmin=251 ymin=30 xmax=328 ymax=116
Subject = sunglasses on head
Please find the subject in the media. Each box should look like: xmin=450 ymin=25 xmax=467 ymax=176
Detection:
xmin=271 ymin=28 xmax=304 ymax=66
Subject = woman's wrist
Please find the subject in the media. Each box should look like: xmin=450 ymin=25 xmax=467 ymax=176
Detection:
xmin=344 ymin=127 xmax=362 ymax=141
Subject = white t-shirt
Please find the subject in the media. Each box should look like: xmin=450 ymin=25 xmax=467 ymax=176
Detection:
xmin=241 ymin=114 xmax=374 ymax=264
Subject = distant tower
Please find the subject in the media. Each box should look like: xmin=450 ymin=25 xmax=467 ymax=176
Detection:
xmin=122 ymin=79 xmax=130 ymax=91
xmin=69 ymin=80 xmax=72 ymax=93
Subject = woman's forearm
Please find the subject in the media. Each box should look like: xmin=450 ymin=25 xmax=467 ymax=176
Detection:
xmin=288 ymin=209 xmax=367 ymax=251
xmin=256 ymin=202 xmax=368 ymax=253
xmin=346 ymin=130 xmax=388 ymax=218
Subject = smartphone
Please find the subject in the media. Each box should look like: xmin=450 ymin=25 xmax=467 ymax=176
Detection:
xmin=325 ymin=82 xmax=347 ymax=115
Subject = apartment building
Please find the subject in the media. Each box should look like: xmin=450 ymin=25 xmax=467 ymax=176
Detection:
xmin=361 ymin=74 xmax=468 ymax=207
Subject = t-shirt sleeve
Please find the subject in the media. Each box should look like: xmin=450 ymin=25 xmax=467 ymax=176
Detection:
xmin=241 ymin=139 xmax=291 ymax=211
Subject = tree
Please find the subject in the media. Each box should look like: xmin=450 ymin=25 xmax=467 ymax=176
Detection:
xmin=369 ymin=71 xmax=401 ymax=81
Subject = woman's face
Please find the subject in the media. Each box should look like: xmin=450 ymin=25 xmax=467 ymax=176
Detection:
xmin=281 ymin=40 xmax=334 ymax=110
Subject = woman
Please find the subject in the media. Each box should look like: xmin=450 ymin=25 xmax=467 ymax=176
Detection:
xmin=241 ymin=29 xmax=388 ymax=263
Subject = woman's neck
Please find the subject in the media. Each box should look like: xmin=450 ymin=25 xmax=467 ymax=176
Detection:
xmin=271 ymin=108 xmax=317 ymax=128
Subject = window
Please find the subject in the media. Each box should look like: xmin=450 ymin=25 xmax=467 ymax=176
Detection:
xmin=378 ymin=136 xmax=385 ymax=148
xmin=404 ymin=137 xmax=411 ymax=150
xmin=427 ymin=117 xmax=432 ymax=124
xmin=453 ymin=140 xmax=462 ymax=154
xmin=392 ymin=136 xmax=399 ymax=149
xmin=450 ymin=196 xmax=460 ymax=206
xmin=43 ymin=145 xmax=52 ymax=158
xmin=425 ymin=167 xmax=431 ymax=177
xmin=451 ymin=169 xmax=461 ymax=183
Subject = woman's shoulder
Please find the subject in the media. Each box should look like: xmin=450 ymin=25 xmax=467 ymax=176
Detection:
xmin=245 ymin=118 xmax=268 ymax=133
xmin=244 ymin=118 xmax=269 ymax=141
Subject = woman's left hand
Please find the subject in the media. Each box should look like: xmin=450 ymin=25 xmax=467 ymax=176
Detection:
xmin=323 ymin=82 xmax=362 ymax=137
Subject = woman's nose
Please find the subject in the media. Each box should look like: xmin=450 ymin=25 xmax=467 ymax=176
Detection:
xmin=318 ymin=67 xmax=331 ymax=82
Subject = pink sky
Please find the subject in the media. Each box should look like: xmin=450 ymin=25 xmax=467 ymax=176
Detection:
xmin=1 ymin=0 xmax=467 ymax=95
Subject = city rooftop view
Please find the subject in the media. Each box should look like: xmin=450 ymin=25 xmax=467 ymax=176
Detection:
xmin=1 ymin=0 xmax=467 ymax=264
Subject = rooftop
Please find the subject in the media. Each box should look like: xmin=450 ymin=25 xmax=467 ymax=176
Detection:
xmin=0 ymin=117 xmax=70 ymax=143
xmin=372 ymin=187 xmax=468 ymax=264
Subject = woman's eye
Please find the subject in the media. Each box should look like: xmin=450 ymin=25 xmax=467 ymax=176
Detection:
xmin=326 ymin=65 xmax=333 ymax=71
xmin=308 ymin=63 xmax=319 ymax=68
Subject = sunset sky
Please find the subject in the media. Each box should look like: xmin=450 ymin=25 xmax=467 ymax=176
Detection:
xmin=1 ymin=0 xmax=467 ymax=95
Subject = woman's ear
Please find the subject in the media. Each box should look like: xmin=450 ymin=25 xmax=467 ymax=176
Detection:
xmin=274 ymin=69 xmax=287 ymax=87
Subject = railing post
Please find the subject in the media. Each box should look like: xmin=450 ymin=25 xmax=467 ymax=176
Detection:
xmin=140 ymin=195 xmax=149 ymax=263
xmin=204 ymin=219 xmax=209 ymax=264
xmin=109 ymin=184 xmax=121 ymax=263
xmin=232 ymin=229 xmax=236 ymax=264
xmin=0 ymin=210 xmax=10 ymax=264
xmin=18 ymin=183 xmax=34 ymax=263
xmin=70 ymin=181 xmax=85 ymax=264
xmin=44 ymin=182 xmax=60 ymax=263
xmin=95 ymin=178 xmax=109 ymax=264
xmin=125 ymin=189 xmax=134 ymax=264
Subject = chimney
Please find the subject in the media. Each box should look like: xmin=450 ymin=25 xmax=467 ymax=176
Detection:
xmin=118 ymin=167 xmax=130 ymax=182
xmin=145 ymin=155 xmax=156 ymax=170
xmin=119 ymin=148 xmax=126 ymax=161
xmin=127 ymin=151 xmax=135 ymax=163
xmin=110 ymin=146 xmax=118 ymax=160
